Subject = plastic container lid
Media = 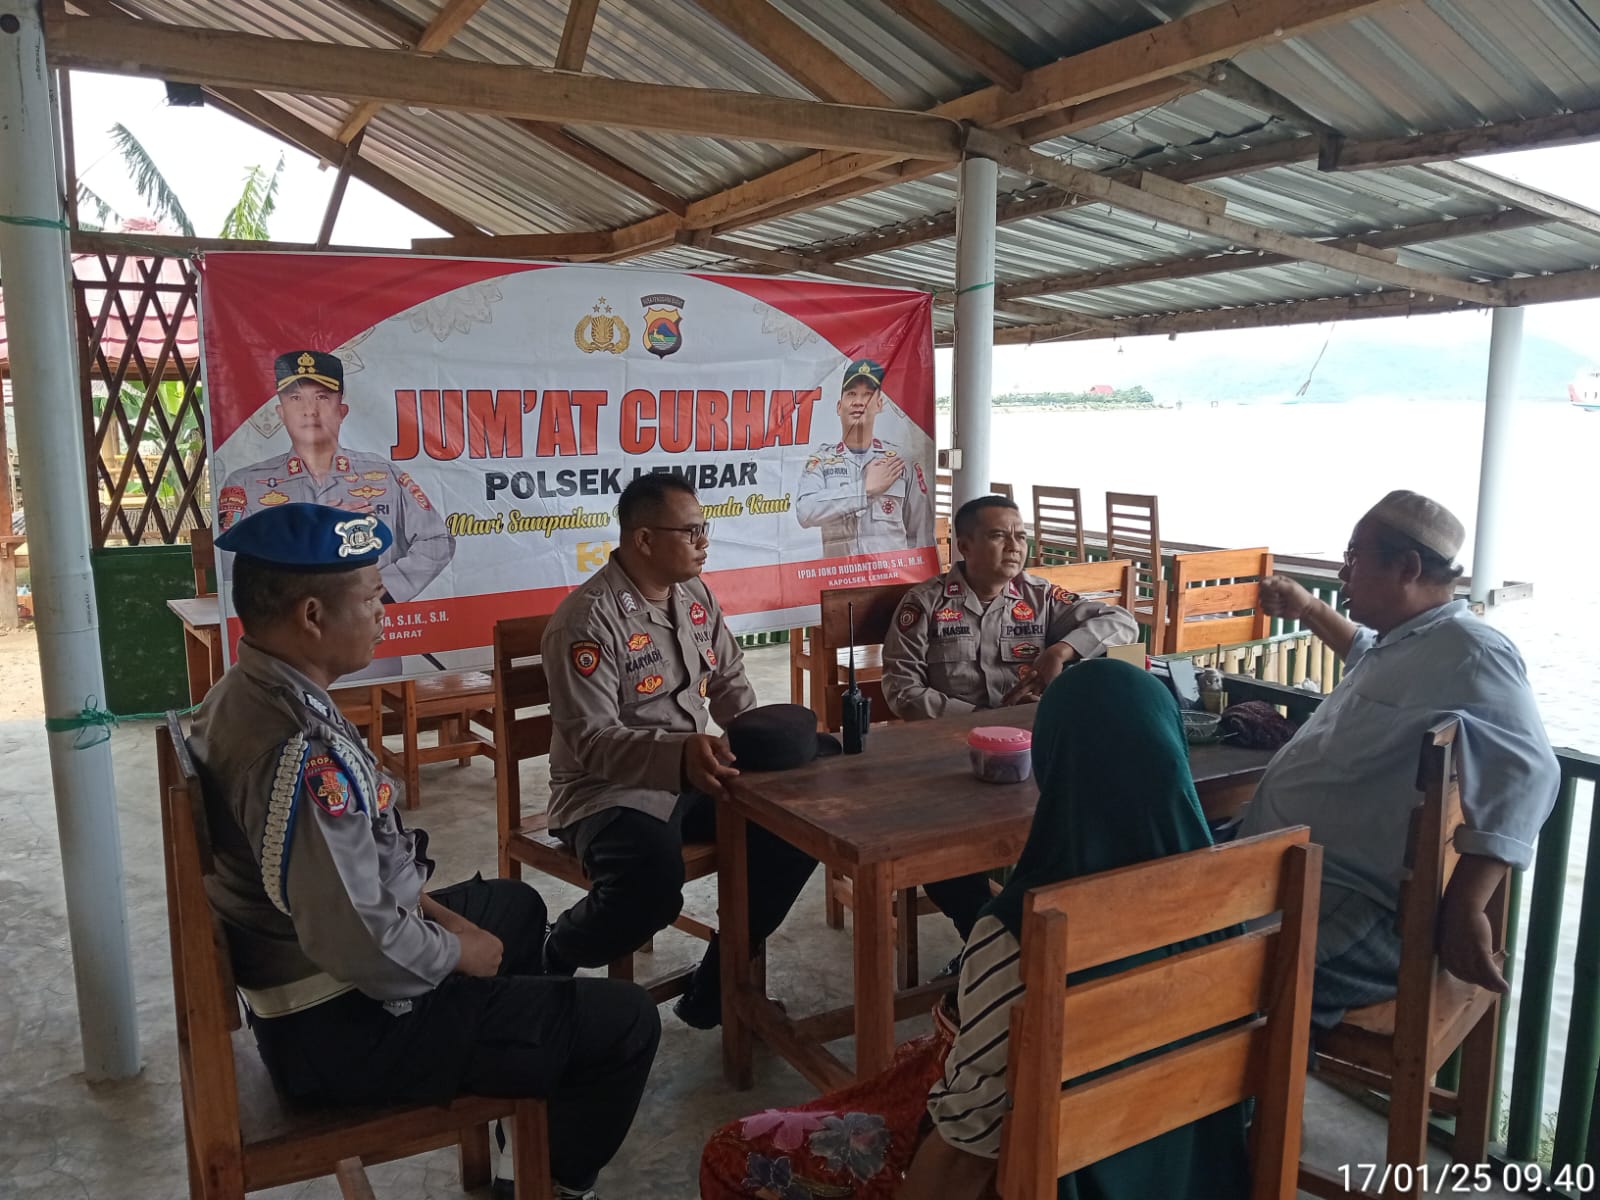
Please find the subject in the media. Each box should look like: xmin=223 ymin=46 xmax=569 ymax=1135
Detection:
xmin=967 ymin=726 xmax=1033 ymax=752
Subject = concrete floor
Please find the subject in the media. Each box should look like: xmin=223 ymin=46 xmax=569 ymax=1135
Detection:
xmin=0 ymin=632 xmax=1520 ymax=1199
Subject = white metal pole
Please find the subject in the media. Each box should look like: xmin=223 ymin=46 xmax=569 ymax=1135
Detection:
xmin=952 ymin=155 xmax=996 ymax=511
xmin=0 ymin=0 xmax=141 ymax=1079
xmin=1470 ymin=305 xmax=1523 ymax=605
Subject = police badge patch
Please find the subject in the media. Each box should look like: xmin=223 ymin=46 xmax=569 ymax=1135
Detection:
xmin=1049 ymin=586 xmax=1081 ymax=605
xmin=935 ymin=607 xmax=962 ymax=623
xmin=689 ymin=601 xmax=708 ymax=626
xmin=897 ymin=604 xmax=919 ymax=630
xmin=705 ymin=648 xmax=718 ymax=667
xmin=334 ymin=515 xmax=381 ymax=558
xmin=635 ymin=674 xmax=665 ymax=695
xmin=1012 ymin=601 xmax=1035 ymax=622
xmin=571 ymin=641 xmax=602 ymax=677
xmin=376 ymin=781 xmax=394 ymax=812
xmin=641 ymin=293 xmax=685 ymax=358
xmin=627 ymin=632 xmax=653 ymax=651
xmin=699 ymin=676 xmax=709 ymax=698
xmin=304 ymin=755 xmax=351 ymax=816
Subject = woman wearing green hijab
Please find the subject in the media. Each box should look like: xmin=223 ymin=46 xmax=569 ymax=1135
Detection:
xmin=901 ymin=657 xmax=1252 ymax=1200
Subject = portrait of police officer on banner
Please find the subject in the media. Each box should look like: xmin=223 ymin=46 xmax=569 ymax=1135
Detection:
xmin=795 ymin=357 xmax=934 ymax=558
xmin=217 ymin=350 xmax=455 ymax=604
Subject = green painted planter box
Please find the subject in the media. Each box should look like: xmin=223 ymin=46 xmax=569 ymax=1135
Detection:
xmin=91 ymin=545 xmax=193 ymax=715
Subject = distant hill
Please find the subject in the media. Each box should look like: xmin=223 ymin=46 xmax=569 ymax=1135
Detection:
xmin=1133 ymin=333 xmax=1584 ymax=406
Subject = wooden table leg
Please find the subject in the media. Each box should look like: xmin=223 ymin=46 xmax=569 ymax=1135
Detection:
xmin=852 ymin=863 xmax=896 ymax=1079
xmin=718 ymin=800 xmax=755 ymax=1089
xmin=181 ymin=627 xmax=209 ymax=706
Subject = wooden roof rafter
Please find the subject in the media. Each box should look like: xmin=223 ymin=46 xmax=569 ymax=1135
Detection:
xmin=875 ymin=0 xmax=1026 ymax=93
xmin=335 ymin=0 xmax=494 ymax=144
xmin=686 ymin=0 xmax=894 ymax=107
xmin=555 ymin=0 xmax=602 ymax=73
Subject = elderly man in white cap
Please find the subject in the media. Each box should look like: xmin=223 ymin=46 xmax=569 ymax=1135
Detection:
xmin=1238 ymin=490 xmax=1557 ymax=1026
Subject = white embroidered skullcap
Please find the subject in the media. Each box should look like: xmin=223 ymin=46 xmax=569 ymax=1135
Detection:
xmin=1363 ymin=490 xmax=1464 ymax=561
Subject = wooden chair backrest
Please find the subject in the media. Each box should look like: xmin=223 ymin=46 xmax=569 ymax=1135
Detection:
xmin=191 ymin=527 xmax=216 ymax=597
xmin=493 ymin=615 xmax=556 ymax=843
xmin=935 ymin=515 xmax=952 ymax=569
xmin=1394 ymin=718 xmax=1507 ymax=1044
xmin=1032 ymin=485 xmax=1086 ymax=566
xmin=997 ymin=827 xmax=1321 ymax=1200
xmin=1028 ymin=559 xmax=1138 ymax=610
xmin=1105 ymin=492 xmax=1163 ymax=637
xmin=157 ymin=714 xmax=247 ymax=1190
xmin=934 ymin=473 xmax=1014 ymax=517
xmin=814 ymin=582 xmax=913 ymax=731
xmin=1165 ymin=548 xmax=1273 ymax=654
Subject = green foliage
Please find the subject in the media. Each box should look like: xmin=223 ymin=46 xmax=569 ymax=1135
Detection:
xmin=75 ymin=182 xmax=118 ymax=232
xmin=91 ymin=380 xmax=204 ymax=504
xmin=217 ymin=155 xmax=285 ymax=241
xmin=108 ymin=122 xmax=195 ymax=237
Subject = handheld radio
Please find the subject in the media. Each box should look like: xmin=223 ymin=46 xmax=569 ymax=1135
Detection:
xmin=841 ymin=601 xmax=871 ymax=754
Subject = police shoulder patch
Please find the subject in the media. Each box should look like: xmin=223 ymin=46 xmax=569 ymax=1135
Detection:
xmin=897 ymin=602 xmax=920 ymax=630
xmin=303 ymin=754 xmax=353 ymax=816
xmin=1050 ymin=585 xmax=1081 ymax=605
xmin=571 ymin=640 xmax=603 ymax=677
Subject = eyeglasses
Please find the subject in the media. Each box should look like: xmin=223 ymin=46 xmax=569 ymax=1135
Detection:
xmin=648 ymin=524 xmax=712 ymax=544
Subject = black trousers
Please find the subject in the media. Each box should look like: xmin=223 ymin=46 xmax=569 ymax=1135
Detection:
xmin=547 ymin=792 xmax=819 ymax=997
xmin=249 ymin=877 xmax=660 ymax=1192
xmin=921 ymin=872 xmax=994 ymax=941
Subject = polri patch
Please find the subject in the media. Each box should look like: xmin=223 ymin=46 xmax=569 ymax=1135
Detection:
xmin=304 ymin=755 xmax=352 ymax=816
xmin=635 ymin=674 xmax=665 ymax=695
xmin=689 ymin=601 xmax=708 ymax=626
xmin=1012 ymin=601 xmax=1035 ymax=622
xmin=1050 ymin=586 xmax=1081 ymax=605
xmin=627 ymin=632 xmax=653 ymax=651
xmin=571 ymin=640 xmax=602 ymax=677
xmin=1011 ymin=642 xmax=1041 ymax=661
xmin=897 ymin=604 xmax=919 ymax=630
xmin=376 ymin=781 xmax=394 ymax=812
xmin=935 ymin=607 xmax=962 ymax=623
xmin=705 ymin=647 xmax=718 ymax=667
xmin=699 ymin=676 xmax=709 ymax=698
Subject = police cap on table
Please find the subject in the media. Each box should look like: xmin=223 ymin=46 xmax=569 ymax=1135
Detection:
xmin=275 ymin=349 xmax=344 ymax=393
xmin=726 ymin=704 xmax=843 ymax=771
xmin=215 ymin=502 xmax=391 ymax=570
xmin=842 ymin=358 xmax=885 ymax=391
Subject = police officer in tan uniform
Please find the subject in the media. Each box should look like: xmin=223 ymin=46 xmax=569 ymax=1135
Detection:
xmin=217 ymin=350 xmax=454 ymax=603
xmin=541 ymin=474 xmax=818 ymax=1029
xmin=190 ymin=503 xmax=658 ymax=1200
xmin=796 ymin=358 xmax=934 ymax=557
xmin=882 ymin=494 xmax=1140 ymax=942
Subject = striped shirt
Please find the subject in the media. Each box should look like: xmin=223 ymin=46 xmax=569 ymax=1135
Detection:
xmin=925 ymin=914 xmax=1024 ymax=1157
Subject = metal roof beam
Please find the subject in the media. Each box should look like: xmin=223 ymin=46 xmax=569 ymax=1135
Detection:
xmin=996 ymin=209 xmax=1552 ymax=302
xmin=964 ymin=129 xmax=1501 ymax=307
xmin=1326 ymin=104 xmax=1600 ymax=171
xmin=876 ymin=0 xmax=1026 ymax=93
xmin=685 ymin=0 xmax=894 ymax=108
xmin=1420 ymin=161 xmax=1600 ymax=239
xmin=555 ymin=0 xmax=603 ymax=72
xmin=337 ymin=0 xmax=494 ymax=144
xmin=44 ymin=12 xmax=966 ymax=157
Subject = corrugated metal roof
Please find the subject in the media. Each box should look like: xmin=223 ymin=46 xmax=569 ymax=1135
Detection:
xmin=73 ymin=0 xmax=1600 ymax=330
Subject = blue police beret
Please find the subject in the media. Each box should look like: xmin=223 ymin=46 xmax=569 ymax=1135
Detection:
xmin=842 ymin=358 xmax=885 ymax=390
xmin=214 ymin=503 xmax=392 ymax=569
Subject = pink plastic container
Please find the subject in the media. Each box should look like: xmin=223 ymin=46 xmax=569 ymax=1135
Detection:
xmin=967 ymin=726 xmax=1033 ymax=783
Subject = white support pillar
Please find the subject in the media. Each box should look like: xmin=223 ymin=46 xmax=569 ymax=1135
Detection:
xmin=951 ymin=155 xmax=997 ymax=511
xmin=0 ymin=1 xmax=141 ymax=1079
xmin=1470 ymin=305 xmax=1524 ymax=605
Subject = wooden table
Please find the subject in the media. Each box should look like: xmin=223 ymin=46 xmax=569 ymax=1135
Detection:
xmin=716 ymin=705 xmax=1273 ymax=1091
xmin=167 ymin=595 xmax=223 ymax=704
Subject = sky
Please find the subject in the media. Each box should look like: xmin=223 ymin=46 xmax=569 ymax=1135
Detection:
xmin=60 ymin=70 xmax=1600 ymax=397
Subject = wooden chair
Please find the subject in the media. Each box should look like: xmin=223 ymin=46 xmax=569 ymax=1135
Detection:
xmin=1164 ymin=547 xmax=1274 ymax=654
xmin=996 ymin=827 xmax=1322 ymax=1199
xmin=492 ymin=615 xmax=721 ymax=1002
xmin=191 ymin=526 xmax=384 ymax=754
xmin=156 ymin=714 xmax=552 ymax=1200
xmin=1032 ymin=485 xmax=1086 ymax=566
xmin=1105 ymin=491 xmax=1163 ymax=643
xmin=935 ymin=514 xmax=952 ymax=569
xmin=1029 ymin=558 xmax=1139 ymax=610
xmin=378 ymin=671 xmax=496 ymax=809
xmin=934 ymin=473 xmax=1013 ymax=518
xmin=1299 ymin=718 xmax=1507 ymax=1200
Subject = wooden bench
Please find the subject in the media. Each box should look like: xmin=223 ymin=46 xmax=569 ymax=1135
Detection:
xmin=997 ymin=827 xmax=1321 ymax=1198
xmin=493 ymin=614 xmax=723 ymax=1002
xmin=156 ymin=714 xmax=551 ymax=1200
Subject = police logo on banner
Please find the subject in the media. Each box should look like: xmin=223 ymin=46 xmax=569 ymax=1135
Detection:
xmin=641 ymin=293 xmax=684 ymax=359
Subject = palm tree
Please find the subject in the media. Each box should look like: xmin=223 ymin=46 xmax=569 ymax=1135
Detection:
xmin=77 ymin=121 xmax=284 ymax=240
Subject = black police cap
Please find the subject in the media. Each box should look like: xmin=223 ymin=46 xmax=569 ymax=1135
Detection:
xmin=726 ymin=703 xmax=842 ymax=772
xmin=275 ymin=349 xmax=344 ymax=393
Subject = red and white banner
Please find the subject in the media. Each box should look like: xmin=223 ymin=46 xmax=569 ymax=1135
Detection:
xmin=200 ymin=253 xmax=936 ymax=677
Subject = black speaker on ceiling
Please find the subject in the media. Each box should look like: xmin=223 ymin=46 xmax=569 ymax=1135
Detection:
xmin=164 ymin=81 xmax=205 ymax=108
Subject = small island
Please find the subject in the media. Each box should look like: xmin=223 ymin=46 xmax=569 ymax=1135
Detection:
xmin=936 ymin=384 xmax=1157 ymax=412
